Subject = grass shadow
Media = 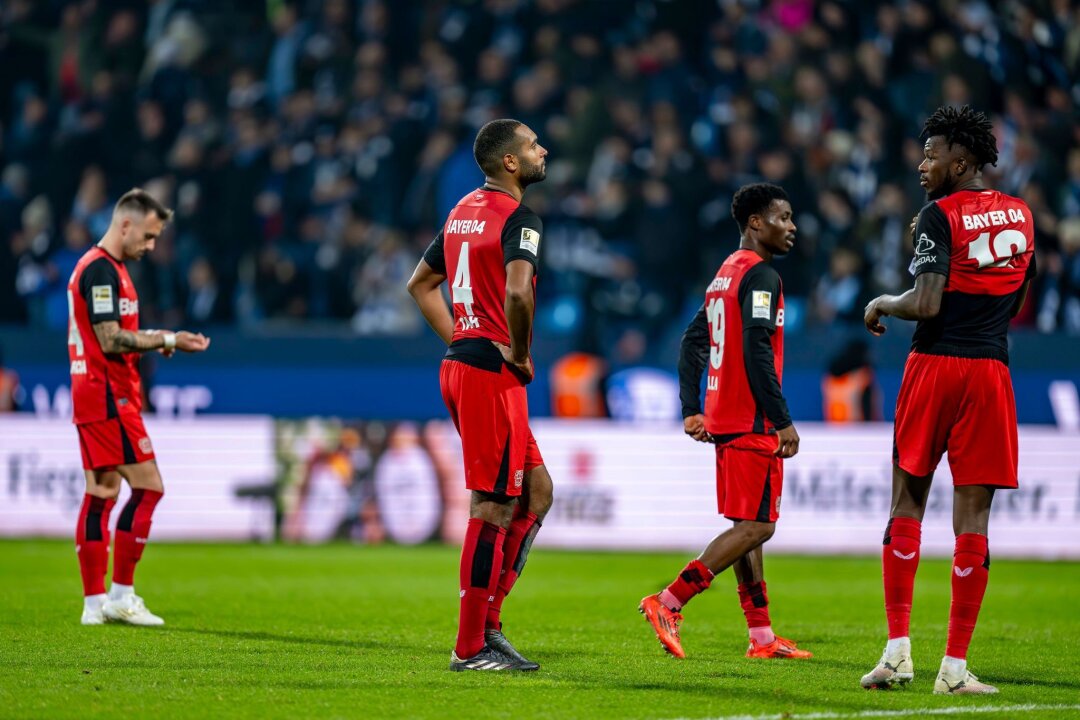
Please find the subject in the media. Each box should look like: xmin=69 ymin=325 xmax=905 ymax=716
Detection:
xmin=168 ymin=627 xmax=390 ymax=652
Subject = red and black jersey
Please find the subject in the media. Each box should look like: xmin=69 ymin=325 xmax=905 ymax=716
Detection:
xmin=679 ymin=249 xmax=790 ymax=437
xmin=910 ymin=189 xmax=1035 ymax=364
xmin=422 ymin=188 xmax=542 ymax=372
xmin=67 ymin=246 xmax=143 ymax=424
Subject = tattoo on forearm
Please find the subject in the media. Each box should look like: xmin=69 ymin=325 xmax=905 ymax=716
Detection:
xmin=93 ymin=322 xmax=162 ymax=354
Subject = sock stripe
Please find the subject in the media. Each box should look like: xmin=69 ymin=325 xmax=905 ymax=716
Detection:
xmin=117 ymin=489 xmax=144 ymax=532
xmin=84 ymin=497 xmax=109 ymax=542
xmin=469 ymin=522 xmax=501 ymax=588
xmin=510 ymin=518 xmax=540 ymax=576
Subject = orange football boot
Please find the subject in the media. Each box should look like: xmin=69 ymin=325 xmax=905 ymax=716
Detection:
xmin=638 ymin=594 xmax=685 ymax=658
xmin=746 ymin=635 xmax=812 ymax=659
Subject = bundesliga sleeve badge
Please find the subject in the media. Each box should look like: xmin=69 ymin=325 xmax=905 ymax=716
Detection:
xmin=92 ymin=285 xmax=114 ymax=314
xmin=520 ymin=227 xmax=540 ymax=255
xmin=752 ymin=290 xmax=772 ymax=319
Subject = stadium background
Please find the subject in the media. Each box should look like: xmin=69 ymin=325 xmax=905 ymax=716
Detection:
xmin=2 ymin=3 xmax=1080 ymax=719
xmin=1 ymin=4 xmax=1079 ymax=553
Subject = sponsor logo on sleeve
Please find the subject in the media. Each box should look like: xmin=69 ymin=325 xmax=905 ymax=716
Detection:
xmin=752 ymin=290 xmax=772 ymax=319
xmin=520 ymin=227 xmax=540 ymax=255
xmin=911 ymin=233 xmax=938 ymax=271
xmin=92 ymin=285 xmax=114 ymax=314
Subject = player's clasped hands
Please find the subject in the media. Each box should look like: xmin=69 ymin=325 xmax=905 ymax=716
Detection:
xmin=774 ymin=424 xmax=800 ymax=458
xmin=492 ymin=341 xmax=534 ymax=384
xmin=683 ymin=414 xmax=712 ymax=444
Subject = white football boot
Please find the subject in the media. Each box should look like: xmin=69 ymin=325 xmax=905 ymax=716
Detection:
xmin=934 ymin=657 xmax=998 ymax=695
xmin=861 ymin=641 xmax=914 ymax=689
xmin=102 ymin=594 xmax=165 ymax=626
xmin=80 ymin=595 xmax=107 ymax=625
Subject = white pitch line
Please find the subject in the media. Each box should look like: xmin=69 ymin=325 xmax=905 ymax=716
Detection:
xmin=667 ymin=703 xmax=1080 ymax=720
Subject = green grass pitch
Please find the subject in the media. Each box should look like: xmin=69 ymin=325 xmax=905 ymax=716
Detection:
xmin=1 ymin=540 xmax=1078 ymax=719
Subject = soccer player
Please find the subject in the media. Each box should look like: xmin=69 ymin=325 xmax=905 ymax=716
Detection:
xmin=860 ymin=106 xmax=1035 ymax=695
xmin=69 ymin=189 xmax=210 ymax=626
xmin=639 ymin=183 xmax=811 ymax=661
xmin=407 ymin=119 xmax=553 ymax=672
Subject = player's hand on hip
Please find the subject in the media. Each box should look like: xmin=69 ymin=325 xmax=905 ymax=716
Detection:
xmin=774 ymin=424 xmax=799 ymax=458
xmin=493 ymin=342 xmax=534 ymax=384
xmin=864 ymin=297 xmax=887 ymax=336
xmin=176 ymin=331 xmax=211 ymax=353
xmin=683 ymin=414 xmax=712 ymax=443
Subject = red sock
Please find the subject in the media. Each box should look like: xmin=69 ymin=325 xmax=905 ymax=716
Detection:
xmin=946 ymin=533 xmax=990 ymax=660
xmin=76 ymin=494 xmax=116 ymax=596
xmin=112 ymin=489 xmax=163 ymax=586
xmin=486 ymin=510 xmax=540 ymax=629
xmin=455 ymin=519 xmax=506 ymax=659
xmin=882 ymin=516 xmax=921 ymax=639
xmin=660 ymin=559 xmax=713 ymax=611
xmin=737 ymin=581 xmax=771 ymax=628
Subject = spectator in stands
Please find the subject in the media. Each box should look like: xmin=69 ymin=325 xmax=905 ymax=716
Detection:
xmin=0 ymin=0 xmax=1074 ymax=361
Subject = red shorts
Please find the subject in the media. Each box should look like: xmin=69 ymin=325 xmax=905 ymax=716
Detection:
xmin=77 ymin=413 xmax=155 ymax=471
xmin=440 ymin=359 xmax=543 ymax=497
xmin=894 ymin=351 xmax=1018 ymax=488
xmin=715 ymin=433 xmax=782 ymax=522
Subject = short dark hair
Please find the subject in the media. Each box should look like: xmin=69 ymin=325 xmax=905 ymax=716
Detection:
xmin=114 ymin=188 xmax=173 ymax=221
xmin=921 ymin=105 xmax=998 ymax=169
xmin=731 ymin=183 xmax=789 ymax=232
xmin=473 ymin=119 xmax=524 ymax=176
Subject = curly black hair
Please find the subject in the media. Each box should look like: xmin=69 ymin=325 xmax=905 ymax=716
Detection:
xmin=731 ymin=183 xmax=789 ymax=232
xmin=920 ymin=105 xmax=998 ymax=169
xmin=473 ymin=119 xmax=523 ymax=176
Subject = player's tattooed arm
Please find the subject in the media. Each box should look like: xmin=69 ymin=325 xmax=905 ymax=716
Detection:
xmin=864 ymin=272 xmax=946 ymax=335
xmin=91 ymin=324 xmax=210 ymax=355
xmin=92 ymin=321 xmax=165 ymax=354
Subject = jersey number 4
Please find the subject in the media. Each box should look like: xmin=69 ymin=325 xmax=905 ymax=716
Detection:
xmin=452 ymin=242 xmax=479 ymax=330
xmin=968 ymin=229 xmax=1027 ymax=269
xmin=67 ymin=290 xmax=85 ymax=356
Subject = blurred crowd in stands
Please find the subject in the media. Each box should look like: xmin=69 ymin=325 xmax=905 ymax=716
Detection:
xmin=1 ymin=0 xmax=1078 ymax=366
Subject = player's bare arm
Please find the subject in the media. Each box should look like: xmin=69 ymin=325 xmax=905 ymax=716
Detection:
xmin=1011 ymin=278 xmax=1032 ymax=318
xmin=407 ymin=259 xmax=454 ymax=345
xmin=497 ymin=258 xmax=535 ymax=382
xmin=92 ymin=321 xmax=210 ymax=355
xmin=864 ymin=272 xmax=947 ymax=335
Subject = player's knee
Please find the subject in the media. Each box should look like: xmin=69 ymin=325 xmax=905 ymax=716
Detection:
xmin=531 ymin=482 xmax=554 ymax=516
xmin=125 ymin=460 xmax=164 ymax=493
xmin=89 ymin=484 xmax=122 ymax=501
xmin=745 ymin=521 xmax=775 ymax=545
xmin=524 ymin=465 xmax=554 ymax=517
